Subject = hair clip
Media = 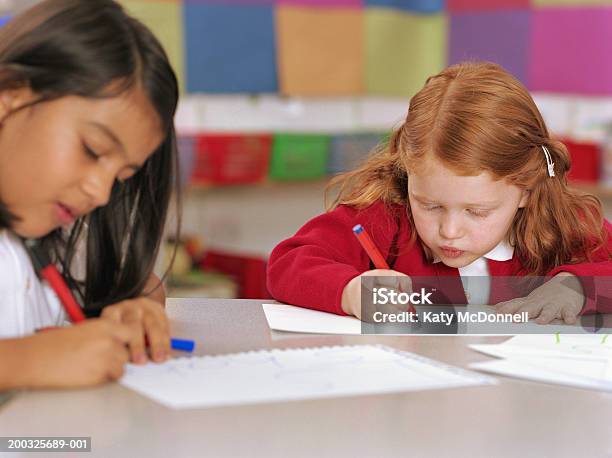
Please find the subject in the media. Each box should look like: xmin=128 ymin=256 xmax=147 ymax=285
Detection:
xmin=542 ymin=145 xmax=555 ymax=178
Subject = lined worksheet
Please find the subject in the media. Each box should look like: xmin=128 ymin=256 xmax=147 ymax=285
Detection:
xmin=120 ymin=345 xmax=496 ymax=409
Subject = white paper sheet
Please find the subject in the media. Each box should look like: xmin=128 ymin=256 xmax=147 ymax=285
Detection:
xmin=120 ymin=345 xmax=497 ymax=409
xmin=469 ymin=334 xmax=612 ymax=390
xmin=471 ymin=358 xmax=612 ymax=392
xmin=471 ymin=334 xmax=612 ymax=359
xmin=262 ymin=303 xmax=361 ymax=335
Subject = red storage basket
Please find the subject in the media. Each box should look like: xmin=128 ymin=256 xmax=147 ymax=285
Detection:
xmin=192 ymin=133 xmax=272 ymax=185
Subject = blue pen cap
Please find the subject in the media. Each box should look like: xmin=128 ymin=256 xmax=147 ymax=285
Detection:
xmin=353 ymin=224 xmax=364 ymax=234
xmin=171 ymin=338 xmax=195 ymax=352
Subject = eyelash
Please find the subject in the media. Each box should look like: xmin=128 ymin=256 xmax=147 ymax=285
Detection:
xmin=468 ymin=209 xmax=490 ymax=218
xmin=422 ymin=206 xmax=490 ymax=218
xmin=82 ymin=143 xmax=135 ymax=184
xmin=83 ymin=143 xmax=100 ymax=160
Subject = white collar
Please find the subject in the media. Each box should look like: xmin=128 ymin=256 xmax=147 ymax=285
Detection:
xmin=433 ymin=239 xmax=514 ymax=264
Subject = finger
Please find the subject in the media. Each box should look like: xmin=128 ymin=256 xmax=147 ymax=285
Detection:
xmin=122 ymin=308 xmax=147 ymax=364
xmin=523 ymin=302 xmax=547 ymax=320
xmin=109 ymin=364 xmax=125 ymax=381
xmin=562 ymin=307 xmax=578 ymax=325
xmin=136 ymin=299 xmax=171 ymax=337
xmin=535 ymin=304 xmax=559 ymax=324
xmin=88 ymin=318 xmax=130 ymax=342
xmin=143 ymin=313 xmax=171 ymax=363
xmin=494 ymin=298 xmax=517 ymax=312
xmin=379 ymin=301 xmax=405 ymax=316
xmin=104 ymin=342 xmax=129 ymax=381
xmin=496 ymin=299 xmax=524 ymax=315
xmin=144 ymin=300 xmax=170 ymax=335
xmin=100 ymin=304 xmax=122 ymax=322
xmin=398 ymin=276 xmax=412 ymax=294
xmin=375 ymin=275 xmax=402 ymax=289
xmin=108 ymin=354 xmax=127 ymax=381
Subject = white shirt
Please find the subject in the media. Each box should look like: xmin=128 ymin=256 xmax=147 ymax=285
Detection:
xmin=0 ymin=230 xmax=66 ymax=338
xmin=433 ymin=240 xmax=514 ymax=305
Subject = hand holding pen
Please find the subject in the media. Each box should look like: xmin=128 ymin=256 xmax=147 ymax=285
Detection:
xmin=24 ymin=239 xmax=194 ymax=364
xmin=340 ymin=225 xmax=416 ymax=320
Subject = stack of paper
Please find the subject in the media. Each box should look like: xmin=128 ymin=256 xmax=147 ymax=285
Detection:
xmin=470 ymin=335 xmax=612 ymax=392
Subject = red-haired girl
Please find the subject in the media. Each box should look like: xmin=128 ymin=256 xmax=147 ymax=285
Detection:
xmin=268 ymin=62 xmax=612 ymax=324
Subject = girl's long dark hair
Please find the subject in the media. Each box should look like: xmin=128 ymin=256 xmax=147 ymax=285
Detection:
xmin=0 ymin=0 xmax=180 ymax=315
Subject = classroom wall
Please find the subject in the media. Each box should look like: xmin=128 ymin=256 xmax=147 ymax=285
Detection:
xmin=176 ymin=93 xmax=612 ymax=263
xmin=4 ymin=1 xmax=612 ymax=298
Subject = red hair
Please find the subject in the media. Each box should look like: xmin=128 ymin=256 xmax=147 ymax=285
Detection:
xmin=328 ymin=62 xmax=609 ymax=275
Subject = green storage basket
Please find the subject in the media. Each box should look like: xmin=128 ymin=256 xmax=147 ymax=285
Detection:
xmin=269 ymin=134 xmax=330 ymax=181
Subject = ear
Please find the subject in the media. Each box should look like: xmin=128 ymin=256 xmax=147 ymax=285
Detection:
xmin=0 ymin=86 xmax=34 ymax=122
xmin=518 ymin=189 xmax=530 ymax=209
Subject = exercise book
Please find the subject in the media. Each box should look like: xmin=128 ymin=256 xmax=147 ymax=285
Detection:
xmin=120 ymin=345 xmax=497 ymax=409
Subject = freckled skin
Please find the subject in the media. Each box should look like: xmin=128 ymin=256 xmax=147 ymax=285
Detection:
xmin=408 ymin=157 xmax=528 ymax=268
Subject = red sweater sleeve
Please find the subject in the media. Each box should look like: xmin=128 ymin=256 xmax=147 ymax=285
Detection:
xmin=548 ymin=219 xmax=612 ymax=314
xmin=267 ymin=202 xmax=400 ymax=315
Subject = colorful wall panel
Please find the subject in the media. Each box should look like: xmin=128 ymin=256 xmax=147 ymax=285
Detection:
xmin=529 ymin=7 xmax=612 ymax=95
xmin=447 ymin=0 xmax=529 ymax=11
xmin=276 ymin=6 xmax=363 ymax=95
xmin=185 ymin=3 xmax=277 ymax=93
xmin=366 ymin=8 xmax=447 ymax=96
xmin=364 ymin=0 xmax=444 ymax=13
xmin=113 ymin=0 xmax=612 ymax=97
xmin=449 ymin=9 xmax=531 ymax=85
xmin=121 ymin=0 xmax=185 ymax=91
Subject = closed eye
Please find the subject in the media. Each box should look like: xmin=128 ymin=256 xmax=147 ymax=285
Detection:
xmin=467 ymin=209 xmax=490 ymax=218
xmin=82 ymin=142 xmax=100 ymax=160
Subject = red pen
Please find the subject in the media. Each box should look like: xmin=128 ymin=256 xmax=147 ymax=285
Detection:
xmin=24 ymin=239 xmax=196 ymax=352
xmin=24 ymin=239 xmax=86 ymax=323
xmin=352 ymin=224 xmax=418 ymax=316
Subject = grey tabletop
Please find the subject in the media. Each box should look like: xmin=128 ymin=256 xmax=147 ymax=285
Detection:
xmin=1 ymin=298 xmax=612 ymax=458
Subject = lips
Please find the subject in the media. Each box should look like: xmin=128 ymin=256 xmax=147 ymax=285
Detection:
xmin=440 ymin=246 xmax=464 ymax=258
xmin=55 ymin=203 xmax=77 ymax=225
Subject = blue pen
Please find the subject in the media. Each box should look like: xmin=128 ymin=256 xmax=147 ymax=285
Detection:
xmin=171 ymin=338 xmax=195 ymax=352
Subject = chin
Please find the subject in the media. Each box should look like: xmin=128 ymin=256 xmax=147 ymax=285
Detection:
xmin=11 ymin=222 xmax=55 ymax=239
xmin=439 ymin=254 xmax=476 ymax=269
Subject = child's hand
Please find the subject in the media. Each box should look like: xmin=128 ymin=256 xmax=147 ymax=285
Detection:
xmin=341 ymin=269 xmax=412 ymax=320
xmin=15 ymin=320 xmax=132 ymax=389
xmin=101 ymin=297 xmax=171 ymax=364
xmin=494 ymin=272 xmax=585 ymax=324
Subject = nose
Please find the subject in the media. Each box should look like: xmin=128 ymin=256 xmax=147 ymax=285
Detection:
xmin=438 ymin=212 xmax=464 ymax=240
xmin=81 ymin=169 xmax=115 ymax=208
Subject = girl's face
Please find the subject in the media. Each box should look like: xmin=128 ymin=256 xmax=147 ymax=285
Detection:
xmin=408 ymin=157 xmax=528 ymax=268
xmin=0 ymin=86 xmax=163 ymax=238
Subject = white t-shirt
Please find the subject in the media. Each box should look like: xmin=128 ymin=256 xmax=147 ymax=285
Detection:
xmin=0 ymin=230 xmax=66 ymax=338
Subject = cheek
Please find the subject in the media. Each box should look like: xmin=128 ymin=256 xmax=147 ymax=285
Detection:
xmin=0 ymin=143 xmax=82 ymax=206
xmin=411 ymin=208 xmax=437 ymax=240
xmin=471 ymin=212 xmax=515 ymax=244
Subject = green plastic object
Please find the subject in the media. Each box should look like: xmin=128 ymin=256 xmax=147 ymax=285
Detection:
xmin=269 ymin=134 xmax=330 ymax=181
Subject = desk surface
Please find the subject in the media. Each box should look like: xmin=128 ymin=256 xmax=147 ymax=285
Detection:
xmin=1 ymin=298 xmax=612 ymax=458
